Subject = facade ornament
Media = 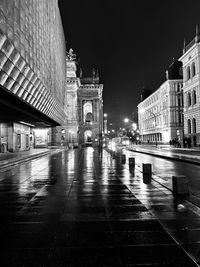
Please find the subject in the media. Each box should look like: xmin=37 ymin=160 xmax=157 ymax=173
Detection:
xmin=79 ymin=68 xmax=83 ymax=78
xmin=195 ymin=24 xmax=199 ymax=43
xmin=183 ymin=38 xmax=186 ymax=53
xmin=196 ymin=24 xmax=199 ymax=36
xmin=66 ymin=48 xmax=76 ymax=61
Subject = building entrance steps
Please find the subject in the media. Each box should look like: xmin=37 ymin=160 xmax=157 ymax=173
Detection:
xmin=0 ymin=147 xmax=199 ymax=265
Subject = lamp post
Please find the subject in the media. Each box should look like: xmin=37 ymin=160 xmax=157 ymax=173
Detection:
xmin=140 ymin=109 xmax=157 ymax=147
xmin=104 ymin=113 xmax=108 ymax=134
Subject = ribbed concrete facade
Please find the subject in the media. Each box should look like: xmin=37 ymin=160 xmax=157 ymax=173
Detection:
xmin=0 ymin=0 xmax=66 ymax=124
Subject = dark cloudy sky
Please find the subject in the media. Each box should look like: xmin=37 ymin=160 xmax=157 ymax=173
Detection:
xmin=58 ymin=0 xmax=200 ymax=128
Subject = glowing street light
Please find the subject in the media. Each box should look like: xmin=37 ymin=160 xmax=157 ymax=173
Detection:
xmin=124 ymin=118 xmax=137 ymax=130
xmin=104 ymin=113 xmax=108 ymax=134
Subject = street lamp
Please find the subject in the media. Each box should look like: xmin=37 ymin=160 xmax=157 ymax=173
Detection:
xmin=140 ymin=109 xmax=157 ymax=147
xmin=104 ymin=113 xmax=108 ymax=134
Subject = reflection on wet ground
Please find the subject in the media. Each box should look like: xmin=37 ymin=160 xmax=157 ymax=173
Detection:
xmin=0 ymin=147 xmax=199 ymax=266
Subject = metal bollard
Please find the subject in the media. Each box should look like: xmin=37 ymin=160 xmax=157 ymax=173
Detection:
xmin=120 ymin=154 xmax=126 ymax=164
xmin=129 ymin=157 xmax=135 ymax=173
xmin=112 ymin=151 xmax=116 ymax=159
xmin=129 ymin=157 xmax=135 ymax=167
xmin=172 ymin=175 xmax=189 ymax=195
xmin=142 ymin=163 xmax=152 ymax=184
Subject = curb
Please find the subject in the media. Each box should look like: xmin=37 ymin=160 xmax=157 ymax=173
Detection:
xmin=0 ymin=149 xmax=65 ymax=170
xmin=128 ymin=148 xmax=200 ymax=165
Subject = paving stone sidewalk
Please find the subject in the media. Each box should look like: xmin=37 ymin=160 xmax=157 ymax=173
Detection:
xmin=0 ymin=147 xmax=199 ymax=266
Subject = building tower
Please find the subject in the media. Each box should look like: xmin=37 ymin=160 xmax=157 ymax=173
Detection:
xmin=52 ymin=49 xmax=80 ymax=147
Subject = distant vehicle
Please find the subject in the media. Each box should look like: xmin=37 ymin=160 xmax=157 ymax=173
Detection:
xmin=112 ymin=136 xmax=130 ymax=147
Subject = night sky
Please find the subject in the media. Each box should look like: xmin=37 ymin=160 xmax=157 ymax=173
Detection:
xmin=58 ymin=0 xmax=200 ymax=128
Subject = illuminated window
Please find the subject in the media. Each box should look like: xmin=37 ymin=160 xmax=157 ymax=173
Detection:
xmin=83 ymin=101 xmax=93 ymax=122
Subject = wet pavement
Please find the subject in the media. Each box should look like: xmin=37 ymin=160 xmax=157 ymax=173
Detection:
xmin=0 ymin=147 xmax=200 ymax=266
xmin=0 ymin=148 xmax=65 ymax=169
xmin=128 ymin=144 xmax=200 ymax=165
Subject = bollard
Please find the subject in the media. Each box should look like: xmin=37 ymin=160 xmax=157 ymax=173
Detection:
xmin=129 ymin=167 xmax=135 ymax=176
xmin=112 ymin=151 xmax=116 ymax=159
xmin=120 ymin=154 xmax=126 ymax=164
xmin=129 ymin=157 xmax=135 ymax=167
xmin=172 ymin=175 xmax=189 ymax=195
xmin=129 ymin=157 xmax=135 ymax=173
xmin=142 ymin=163 xmax=152 ymax=184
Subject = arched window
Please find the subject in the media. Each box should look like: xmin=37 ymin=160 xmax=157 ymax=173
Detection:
xmin=188 ymin=119 xmax=191 ymax=134
xmin=193 ymin=90 xmax=197 ymax=105
xmin=192 ymin=118 xmax=196 ymax=133
xmin=85 ymin=112 xmax=93 ymax=123
xmin=188 ymin=92 xmax=191 ymax=106
xmin=83 ymin=101 xmax=93 ymax=122
xmin=187 ymin=66 xmax=191 ymax=80
xmin=192 ymin=62 xmax=196 ymax=77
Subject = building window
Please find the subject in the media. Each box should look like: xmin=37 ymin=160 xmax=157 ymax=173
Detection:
xmin=188 ymin=119 xmax=191 ymax=134
xmin=192 ymin=62 xmax=196 ymax=77
xmin=26 ymin=134 xmax=29 ymax=147
xmin=192 ymin=118 xmax=196 ymax=133
xmin=83 ymin=101 xmax=93 ymax=122
xmin=17 ymin=134 xmax=21 ymax=148
xmin=193 ymin=90 xmax=197 ymax=105
xmin=187 ymin=66 xmax=191 ymax=80
xmin=178 ymin=96 xmax=181 ymax=107
xmin=188 ymin=92 xmax=192 ymax=106
xmin=178 ymin=113 xmax=182 ymax=124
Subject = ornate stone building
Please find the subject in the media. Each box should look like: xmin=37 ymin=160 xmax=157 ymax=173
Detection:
xmin=53 ymin=52 xmax=104 ymax=147
xmin=138 ymin=60 xmax=183 ymax=144
xmin=0 ymin=0 xmax=66 ymax=151
xmin=78 ymin=70 xmax=103 ymax=146
xmin=179 ymin=28 xmax=200 ymax=146
xmin=52 ymin=49 xmax=80 ymax=147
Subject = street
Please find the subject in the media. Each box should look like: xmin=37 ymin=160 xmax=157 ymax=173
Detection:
xmin=0 ymin=147 xmax=199 ymax=266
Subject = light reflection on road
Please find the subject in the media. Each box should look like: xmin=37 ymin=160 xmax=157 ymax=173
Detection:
xmin=124 ymin=149 xmax=200 ymax=197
